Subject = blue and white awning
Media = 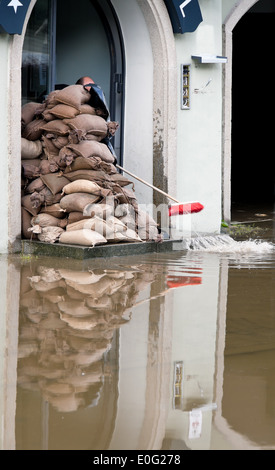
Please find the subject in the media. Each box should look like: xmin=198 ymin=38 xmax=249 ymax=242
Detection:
xmin=164 ymin=0 xmax=203 ymax=34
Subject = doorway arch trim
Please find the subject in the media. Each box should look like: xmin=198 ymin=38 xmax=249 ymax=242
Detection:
xmin=222 ymin=0 xmax=259 ymax=222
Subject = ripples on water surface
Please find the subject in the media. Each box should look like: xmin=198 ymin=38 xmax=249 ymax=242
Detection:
xmin=1 ymin=234 xmax=275 ymax=450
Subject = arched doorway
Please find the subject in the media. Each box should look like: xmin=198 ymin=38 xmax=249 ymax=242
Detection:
xmin=231 ymin=0 xmax=275 ymax=208
xmin=223 ymin=0 xmax=275 ymax=222
xmin=22 ymin=0 xmax=125 ymax=162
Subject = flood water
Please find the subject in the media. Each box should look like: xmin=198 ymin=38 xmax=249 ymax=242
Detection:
xmin=1 ymin=208 xmax=275 ymax=451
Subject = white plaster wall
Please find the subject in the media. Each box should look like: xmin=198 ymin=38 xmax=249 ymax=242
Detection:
xmin=175 ymin=0 xmax=224 ymax=234
xmin=0 ymin=37 xmax=11 ymax=253
xmin=111 ymin=0 xmax=154 ymax=207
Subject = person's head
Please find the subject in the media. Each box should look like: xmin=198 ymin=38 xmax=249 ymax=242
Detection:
xmin=76 ymin=76 xmax=95 ymax=91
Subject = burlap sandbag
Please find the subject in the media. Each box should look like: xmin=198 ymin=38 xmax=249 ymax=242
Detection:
xmin=40 ymin=203 xmax=65 ymax=219
xmin=21 ymin=102 xmax=44 ymax=128
xmin=22 ymin=207 xmax=37 ymax=239
xmin=106 ymin=229 xmax=142 ymax=244
xmin=41 ymin=173 xmax=70 ymax=195
xmin=79 ymin=104 xmax=97 ymax=115
xmin=52 ymin=136 xmax=69 ymax=149
xmin=21 ymin=194 xmax=40 ymax=216
xmin=66 ymin=215 xmax=127 ymax=238
xmin=50 ymin=104 xmax=80 ymax=119
xmin=55 ymin=85 xmax=90 ymax=109
xmin=63 ymin=156 xmax=116 ymax=175
xmin=21 ymin=137 xmax=43 ymax=160
xmin=67 ymin=212 xmax=91 ymax=224
xmin=66 ymin=141 xmax=115 ymax=163
xmin=30 ymin=187 xmax=60 ymax=208
xmin=25 ymin=177 xmax=46 ymax=194
xmin=31 ymin=213 xmax=67 ymax=229
xmin=41 ymin=135 xmax=62 ymax=160
xmin=42 ymin=109 xmax=56 ymax=122
xmin=39 ymin=159 xmax=59 ymax=175
xmin=45 ymin=90 xmax=61 ymax=109
xmin=62 ymin=179 xmax=110 ymax=198
xmin=83 ymin=203 xmax=114 ymax=219
xmin=63 ymin=168 xmax=112 ymax=185
xmin=22 ymin=159 xmax=41 ymax=179
xmin=60 ymin=193 xmax=100 ymax=213
xmin=22 ymin=118 xmax=46 ymax=141
xmin=136 ymin=209 xmax=158 ymax=240
xmin=64 ymin=114 xmax=108 ymax=140
xmin=57 ymin=147 xmax=76 ymax=168
xmin=40 ymin=120 xmax=70 ymax=136
xmin=110 ymin=173 xmax=134 ymax=188
xmin=38 ymin=226 xmax=64 ymax=244
xmin=118 ymin=213 xmax=136 ymax=231
xmin=59 ymin=229 xmax=107 ymax=247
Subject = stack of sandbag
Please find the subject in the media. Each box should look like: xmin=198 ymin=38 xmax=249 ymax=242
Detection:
xmin=21 ymin=85 xmax=159 ymax=246
xmin=18 ymin=263 xmax=159 ymax=412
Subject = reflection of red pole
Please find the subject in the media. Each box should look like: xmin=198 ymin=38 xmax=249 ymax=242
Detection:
xmin=166 ymin=276 xmax=202 ymax=288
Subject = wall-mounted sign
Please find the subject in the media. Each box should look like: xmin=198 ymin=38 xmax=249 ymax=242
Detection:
xmin=164 ymin=0 xmax=203 ymax=34
xmin=0 ymin=0 xmax=31 ymax=35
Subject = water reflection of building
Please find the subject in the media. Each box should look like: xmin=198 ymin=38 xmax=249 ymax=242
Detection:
xmin=2 ymin=252 xmax=275 ymax=450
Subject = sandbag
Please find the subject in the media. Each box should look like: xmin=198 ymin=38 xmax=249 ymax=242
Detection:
xmin=39 ymin=159 xmax=59 ymax=175
xmin=66 ymin=141 xmax=115 ymax=163
xmin=25 ymin=177 xmax=45 ymax=194
xmin=63 ymin=168 xmax=111 ymax=185
xmin=40 ymin=203 xmax=65 ymax=219
xmin=41 ymin=173 xmax=70 ymax=195
xmin=79 ymin=104 xmax=97 ymax=115
xmin=22 ymin=159 xmax=41 ymax=179
xmin=136 ymin=209 xmax=159 ymax=240
xmin=49 ymin=103 xmax=80 ymax=119
xmin=40 ymin=120 xmax=70 ymax=136
xmin=42 ymin=109 xmax=56 ymax=122
xmin=45 ymin=90 xmax=61 ymax=108
xmin=41 ymin=135 xmax=60 ymax=159
xmin=67 ymin=212 xmax=91 ymax=224
xmin=110 ymin=173 xmax=134 ymax=188
xmin=31 ymin=213 xmax=67 ymax=229
xmin=114 ymin=203 xmax=135 ymax=218
xmin=21 ymin=194 xmax=40 ymax=216
xmin=59 ymin=229 xmax=107 ymax=247
xmin=22 ymin=118 xmax=46 ymax=141
xmin=52 ymin=136 xmax=69 ymax=149
xmin=55 ymin=85 xmax=90 ymax=109
xmin=64 ymin=114 xmax=108 ymax=140
xmin=21 ymin=137 xmax=43 ymax=160
xmin=37 ymin=226 xmax=64 ymax=244
xmin=22 ymin=207 xmax=36 ymax=239
xmin=30 ymin=187 xmax=59 ymax=208
xmin=83 ymin=203 xmax=114 ymax=219
xmin=66 ymin=216 xmax=126 ymax=238
xmin=62 ymin=179 xmax=110 ymax=198
xmin=60 ymin=193 xmax=101 ymax=213
xmin=21 ymin=102 xmax=44 ymax=127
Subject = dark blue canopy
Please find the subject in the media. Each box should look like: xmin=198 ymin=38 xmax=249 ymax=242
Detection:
xmin=164 ymin=0 xmax=203 ymax=34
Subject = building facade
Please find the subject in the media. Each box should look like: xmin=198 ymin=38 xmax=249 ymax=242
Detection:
xmin=0 ymin=0 xmax=273 ymax=253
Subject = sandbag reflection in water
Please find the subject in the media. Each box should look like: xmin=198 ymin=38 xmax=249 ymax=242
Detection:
xmin=17 ymin=257 xmax=183 ymax=449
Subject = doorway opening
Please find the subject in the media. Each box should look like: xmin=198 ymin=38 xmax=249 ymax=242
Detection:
xmin=22 ymin=0 xmax=125 ymax=163
xmin=231 ymin=2 xmax=275 ymax=216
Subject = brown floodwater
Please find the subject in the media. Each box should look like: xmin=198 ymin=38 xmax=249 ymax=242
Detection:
xmin=1 ymin=207 xmax=275 ymax=451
